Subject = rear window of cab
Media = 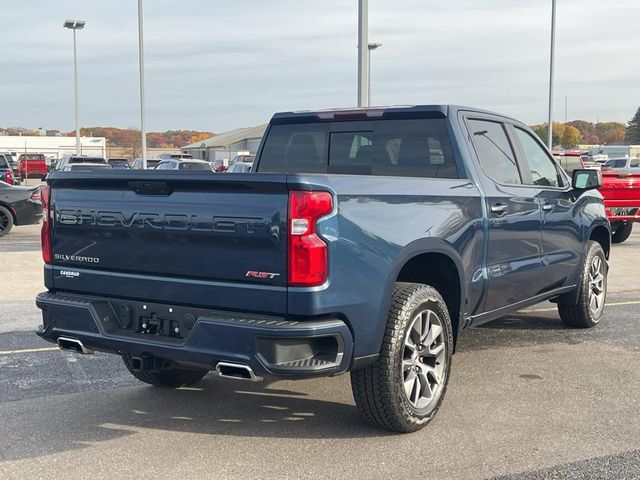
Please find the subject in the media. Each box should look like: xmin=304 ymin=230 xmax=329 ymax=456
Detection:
xmin=257 ymin=118 xmax=459 ymax=179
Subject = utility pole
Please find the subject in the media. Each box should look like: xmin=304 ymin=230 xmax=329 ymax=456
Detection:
xmin=367 ymin=42 xmax=383 ymax=106
xmin=564 ymin=95 xmax=568 ymax=124
xmin=357 ymin=0 xmax=369 ymax=107
xmin=547 ymin=0 xmax=556 ymax=149
xmin=138 ymin=0 xmax=148 ymax=168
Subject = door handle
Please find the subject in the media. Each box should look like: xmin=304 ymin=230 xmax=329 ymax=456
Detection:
xmin=542 ymin=203 xmax=554 ymax=213
xmin=490 ymin=204 xmax=508 ymax=216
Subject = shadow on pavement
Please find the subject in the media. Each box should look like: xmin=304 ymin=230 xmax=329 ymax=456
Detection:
xmin=0 ymin=375 xmax=389 ymax=462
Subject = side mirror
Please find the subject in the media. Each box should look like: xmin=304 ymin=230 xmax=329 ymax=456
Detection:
xmin=572 ymin=169 xmax=602 ymax=191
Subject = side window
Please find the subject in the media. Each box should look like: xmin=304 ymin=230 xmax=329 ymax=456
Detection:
xmin=467 ymin=119 xmax=521 ymax=185
xmin=514 ymin=128 xmax=564 ymax=188
xmin=630 ymin=158 xmax=640 ymax=168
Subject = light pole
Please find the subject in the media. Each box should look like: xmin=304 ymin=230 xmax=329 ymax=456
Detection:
xmin=547 ymin=0 xmax=556 ymax=149
xmin=138 ymin=0 xmax=147 ymax=168
xmin=367 ymin=43 xmax=382 ymax=106
xmin=357 ymin=0 xmax=369 ymax=107
xmin=63 ymin=19 xmax=85 ymax=155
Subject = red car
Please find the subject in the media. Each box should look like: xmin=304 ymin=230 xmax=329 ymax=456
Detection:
xmin=600 ymin=170 xmax=640 ymax=243
xmin=18 ymin=153 xmax=48 ymax=180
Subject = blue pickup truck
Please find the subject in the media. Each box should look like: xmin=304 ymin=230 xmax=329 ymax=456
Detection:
xmin=36 ymin=105 xmax=609 ymax=432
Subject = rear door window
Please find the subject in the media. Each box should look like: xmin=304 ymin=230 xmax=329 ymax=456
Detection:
xmin=258 ymin=118 xmax=458 ymax=178
xmin=467 ymin=119 xmax=521 ymax=185
xmin=514 ymin=128 xmax=564 ymax=188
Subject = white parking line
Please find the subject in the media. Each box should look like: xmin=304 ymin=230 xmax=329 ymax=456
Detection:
xmin=0 ymin=347 xmax=59 ymax=356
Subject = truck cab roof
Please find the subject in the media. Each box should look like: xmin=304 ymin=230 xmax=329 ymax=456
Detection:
xmin=270 ymin=104 xmax=520 ymax=124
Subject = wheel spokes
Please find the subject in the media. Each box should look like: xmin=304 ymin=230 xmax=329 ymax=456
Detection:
xmin=401 ymin=308 xmax=446 ymax=409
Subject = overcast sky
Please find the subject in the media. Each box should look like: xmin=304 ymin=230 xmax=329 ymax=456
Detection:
xmin=2 ymin=0 xmax=639 ymax=133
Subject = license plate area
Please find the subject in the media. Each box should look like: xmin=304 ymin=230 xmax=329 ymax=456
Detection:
xmin=97 ymin=300 xmax=198 ymax=343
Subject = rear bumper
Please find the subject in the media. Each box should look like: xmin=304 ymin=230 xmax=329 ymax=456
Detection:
xmin=35 ymin=292 xmax=353 ymax=378
xmin=16 ymin=202 xmax=44 ymax=226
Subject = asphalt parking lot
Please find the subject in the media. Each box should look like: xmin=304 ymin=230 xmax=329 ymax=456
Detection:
xmin=1 ymin=224 xmax=639 ymax=480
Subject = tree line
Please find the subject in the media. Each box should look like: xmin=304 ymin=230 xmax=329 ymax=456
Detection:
xmin=531 ymin=107 xmax=640 ymax=148
xmin=0 ymin=127 xmax=214 ymax=149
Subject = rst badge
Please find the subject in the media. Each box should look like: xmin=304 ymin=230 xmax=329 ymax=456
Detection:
xmin=246 ymin=271 xmax=280 ymax=279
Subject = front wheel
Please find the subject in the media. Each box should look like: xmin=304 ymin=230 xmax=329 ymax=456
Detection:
xmin=351 ymin=282 xmax=453 ymax=433
xmin=122 ymin=354 xmax=208 ymax=388
xmin=558 ymin=241 xmax=607 ymax=328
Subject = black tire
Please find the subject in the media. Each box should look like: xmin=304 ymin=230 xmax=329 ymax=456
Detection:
xmin=122 ymin=354 xmax=208 ymax=388
xmin=0 ymin=206 xmax=14 ymax=237
xmin=611 ymin=222 xmax=633 ymax=244
xmin=558 ymin=241 xmax=607 ymax=328
xmin=351 ymin=282 xmax=454 ymax=433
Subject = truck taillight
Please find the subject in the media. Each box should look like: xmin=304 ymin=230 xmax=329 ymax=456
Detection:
xmin=6 ymin=170 xmax=12 ymax=184
xmin=288 ymin=190 xmax=333 ymax=286
xmin=40 ymin=185 xmax=52 ymax=264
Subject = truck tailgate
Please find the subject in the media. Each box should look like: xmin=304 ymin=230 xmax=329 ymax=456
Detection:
xmin=600 ymin=171 xmax=640 ymax=221
xmin=47 ymin=172 xmax=289 ymax=309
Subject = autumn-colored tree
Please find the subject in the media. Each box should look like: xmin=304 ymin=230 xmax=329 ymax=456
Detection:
xmin=63 ymin=127 xmax=215 ymax=150
xmin=625 ymin=107 xmax=640 ymax=144
xmin=189 ymin=132 xmax=212 ymax=144
xmin=561 ymin=125 xmax=581 ymax=148
xmin=532 ymin=124 xmax=548 ymax=144
xmin=596 ymin=122 xmax=625 ymax=144
xmin=530 ymin=123 xmax=567 ymax=147
xmin=530 ymin=120 xmax=626 ymax=147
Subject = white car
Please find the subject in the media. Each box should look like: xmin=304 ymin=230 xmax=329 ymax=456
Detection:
xmin=62 ymin=163 xmax=112 ymax=172
xmin=55 ymin=156 xmax=108 ymax=171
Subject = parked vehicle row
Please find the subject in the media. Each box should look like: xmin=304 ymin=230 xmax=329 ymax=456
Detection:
xmin=553 ymin=152 xmax=640 ymax=244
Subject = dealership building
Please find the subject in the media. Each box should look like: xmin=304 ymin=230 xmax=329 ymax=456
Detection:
xmin=181 ymin=124 xmax=267 ymax=162
xmin=0 ymin=135 xmax=106 ymax=160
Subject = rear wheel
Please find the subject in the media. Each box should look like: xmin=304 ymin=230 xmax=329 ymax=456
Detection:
xmin=0 ymin=206 xmax=14 ymax=237
xmin=122 ymin=354 xmax=208 ymax=388
xmin=351 ymin=282 xmax=453 ymax=433
xmin=558 ymin=241 xmax=607 ymax=328
xmin=611 ymin=222 xmax=633 ymax=244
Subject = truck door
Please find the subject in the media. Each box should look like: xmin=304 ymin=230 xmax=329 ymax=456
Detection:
xmin=510 ymin=126 xmax=581 ymax=291
xmin=465 ymin=118 xmax=544 ymax=312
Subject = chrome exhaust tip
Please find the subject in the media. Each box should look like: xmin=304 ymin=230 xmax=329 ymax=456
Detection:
xmin=57 ymin=336 xmax=93 ymax=355
xmin=215 ymin=362 xmax=261 ymax=382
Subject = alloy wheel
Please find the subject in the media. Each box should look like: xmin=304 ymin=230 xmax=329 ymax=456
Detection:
xmin=401 ymin=309 xmax=446 ymax=410
xmin=589 ymin=255 xmax=606 ymax=317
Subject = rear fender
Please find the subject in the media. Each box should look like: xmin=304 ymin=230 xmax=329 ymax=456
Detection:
xmin=371 ymin=239 xmax=466 ymax=355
